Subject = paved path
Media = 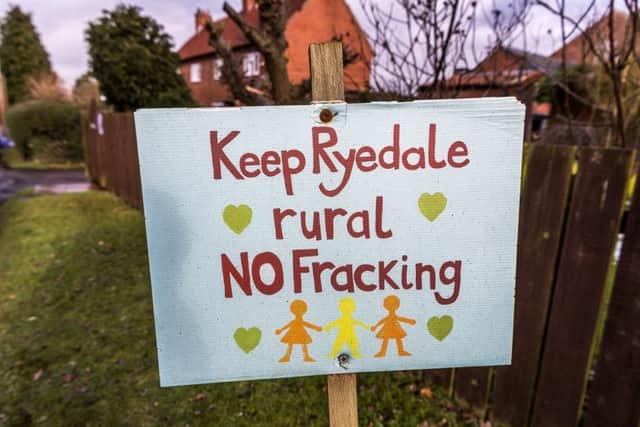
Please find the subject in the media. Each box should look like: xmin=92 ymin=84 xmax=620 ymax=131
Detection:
xmin=0 ymin=166 xmax=90 ymax=204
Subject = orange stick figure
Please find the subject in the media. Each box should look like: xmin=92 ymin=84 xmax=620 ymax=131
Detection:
xmin=275 ymin=300 xmax=322 ymax=363
xmin=371 ymin=295 xmax=416 ymax=358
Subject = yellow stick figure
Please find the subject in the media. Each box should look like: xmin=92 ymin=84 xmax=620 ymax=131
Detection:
xmin=324 ymin=297 xmax=369 ymax=359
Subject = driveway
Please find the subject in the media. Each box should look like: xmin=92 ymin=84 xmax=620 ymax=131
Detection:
xmin=0 ymin=166 xmax=90 ymax=204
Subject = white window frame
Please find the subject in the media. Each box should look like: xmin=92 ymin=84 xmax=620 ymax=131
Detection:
xmin=190 ymin=62 xmax=202 ymax=83
xmin=213 ymin=58 xmax=223 ymax=80
xmin=242 ymin=52 xmax=261 ymax=77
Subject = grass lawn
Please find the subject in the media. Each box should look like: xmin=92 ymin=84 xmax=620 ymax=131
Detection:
xmin=0 ymin=191 xmax=481 ymax=426
xmin=1 ymin=148 xmax=84 ymax=170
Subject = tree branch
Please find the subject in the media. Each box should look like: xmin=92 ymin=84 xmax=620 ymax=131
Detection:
xmin=222 ymin=2 xmax=271 ymax=50
xmin=205 ymin=21 xmax=263 ymax=105
xmin=221 ymin=0 xmax=294 ymax=104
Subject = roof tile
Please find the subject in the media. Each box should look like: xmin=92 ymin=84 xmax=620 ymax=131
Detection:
xmin=178 ymin=1 xmax=306 ymax=61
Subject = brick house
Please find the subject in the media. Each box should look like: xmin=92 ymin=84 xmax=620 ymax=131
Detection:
xmin=435 ymin=46 xmax=556 ymax=100
xmin=430 ymin=46 xmax=558 ymax=140
xmin=550 ymin=10 xmax=637 ymax=67
xmin=178 ymin=0 xmax=373 ymax=106
xmin=543 ymin=10 xmax=640 ymax=145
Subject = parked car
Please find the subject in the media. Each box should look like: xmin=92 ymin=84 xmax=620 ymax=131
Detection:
xmin=0 ymin=125 xmax=15 ymax=149
xmin=0 ymin=134 xmax=15 ymax=149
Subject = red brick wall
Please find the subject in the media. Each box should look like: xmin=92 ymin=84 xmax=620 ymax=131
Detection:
xmin=285 ymin=0 xmax=372 ymax=92
xmin=180 ymin=46 xmax=266 ymax=106
xmin=180 ymin=58 xmax=231 ymax=106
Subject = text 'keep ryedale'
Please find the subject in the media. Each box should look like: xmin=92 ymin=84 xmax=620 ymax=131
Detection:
xmin=210 ymin=123 xmax=470 ymax=197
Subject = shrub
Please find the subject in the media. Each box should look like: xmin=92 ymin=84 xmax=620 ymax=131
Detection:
xmin=6 ymin=99 xmax=82 ymax=162
xmin=27 ymin=72 xmax=69 ymax=102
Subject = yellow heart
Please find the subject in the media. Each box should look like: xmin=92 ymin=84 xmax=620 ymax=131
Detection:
xmin=418 ymin=192 xmax=447 ymax=222
xmin=234 ymin=327 xmax=261 ymax=353
xmin=223 ymin=204 xmax=252 ymax=234
xmin=427 ymin=315 xmax=454 ymax=341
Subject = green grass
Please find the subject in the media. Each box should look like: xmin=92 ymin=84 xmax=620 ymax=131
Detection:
xmin=0 ymin=191 xmax=479 ymax=426
xmin=1 ymin=147 xmax=84 ymax=170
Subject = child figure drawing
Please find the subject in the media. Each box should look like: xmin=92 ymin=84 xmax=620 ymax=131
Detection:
xmin=276 ymin=300 xmax=321 ymax=363
xmin=371 ymin=295 xmax=416 ymax=357
xmin=324 ymin=297 xmax=369 ymax=359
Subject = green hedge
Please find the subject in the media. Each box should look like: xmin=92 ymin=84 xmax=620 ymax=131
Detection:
xmin=7 ymin=100 xmax=83 ymax=162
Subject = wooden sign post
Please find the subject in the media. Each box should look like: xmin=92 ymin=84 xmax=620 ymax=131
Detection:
xmin=134 ymin=41 xmax=524 ymax=427
xmin=309 ymin=42 xmax=358 ymax=427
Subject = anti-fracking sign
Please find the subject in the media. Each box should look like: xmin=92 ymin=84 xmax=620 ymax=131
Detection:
xmin=134 ymin=98 xmax=524 ymax=386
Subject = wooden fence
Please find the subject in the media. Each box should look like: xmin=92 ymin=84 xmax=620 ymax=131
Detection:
xmin=82 ymin=107 xmax=639 ymax=427
xmin=82 ymin=104 xmax=142 ymax=210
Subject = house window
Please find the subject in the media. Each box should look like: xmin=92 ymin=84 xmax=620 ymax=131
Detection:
xmin=213 ymin=58 xmax=223 ymax=80
xmin=190 ymin=62 xmax=202 ymax=83
xmin=243 ymin=52 xmax=261 ymax=77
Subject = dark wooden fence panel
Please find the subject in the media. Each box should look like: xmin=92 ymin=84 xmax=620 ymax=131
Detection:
xmin=104 ymin=113 xmax=117 ymax=193
xmin=491 ymin=144 xmax=576 ymax=426
xmin=530 ymin=147 xmax=633 ymax=427
xmin=584 ymin=178 xmax=640 ymax=427
xmin=425 ymin=369 xmax=453 ymax=395
xmin=113 ymin=114 xmax=125 ymax=199
xmin=115 ymin=114 xmax=129 ymax=203
xmin=122 ymin=113 xmax=143 ymax=209
xmin=454 ymin=367 xmax=490 ymax=410
xmin=107 ymin=114 xmax=120 ymax=196
xmin=119 ymin=114 xmax=133 ymax=206
xmin=115 ymin=114 xmax=128 ymax=201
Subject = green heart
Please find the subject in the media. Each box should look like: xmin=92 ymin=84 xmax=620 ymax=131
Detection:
xmin=418 ymin=192 xmax=447 ymax=222
xmin=223 ymin=204 xmax=252 ymax=234
xmin=233 ymin=327 xmax=261 ymax=353
xmin=427 ymin=315 xmax=453 ymax=341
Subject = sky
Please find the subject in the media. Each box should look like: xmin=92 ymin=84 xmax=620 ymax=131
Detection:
xmin=2 ymin=0 xmax=615 ymax=88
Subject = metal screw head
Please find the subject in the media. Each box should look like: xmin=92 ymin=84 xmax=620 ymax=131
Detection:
xmin=320 ymin=108 xmax=333 ymax=123
xmin=337 ymin=353 xmax=350 ymax=369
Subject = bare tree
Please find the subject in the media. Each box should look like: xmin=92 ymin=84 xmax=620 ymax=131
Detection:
xmin=206 ymin=0 xmax=294 ymax=105
xmin=463 ymin=0 xmax=535 ymax=95
xmin=359 ymin=0 xmax=480 ymax=97
xmin=360 ymin=0 xmax=536 ymax=99
xmin=538 ymin=0 xmax=639 ymax=147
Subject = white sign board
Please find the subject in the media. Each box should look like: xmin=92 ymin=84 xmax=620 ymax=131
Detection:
xmin=134 ymin=98 xmax=524 ymax=386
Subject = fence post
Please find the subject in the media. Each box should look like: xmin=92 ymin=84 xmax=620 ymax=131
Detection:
xmin=309 ymin=41 xmax=357 ymax=427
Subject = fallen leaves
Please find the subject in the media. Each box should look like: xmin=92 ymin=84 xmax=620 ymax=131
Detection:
xmin=420 ymin=387 xmax=433 ymax=398
xmin=33 ymin=369 xmax=43 ymax=381
xmin=94 ymin=240 xmax=114 ymax=255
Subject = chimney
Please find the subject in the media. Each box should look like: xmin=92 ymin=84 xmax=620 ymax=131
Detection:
xmin=195 ymin=8 xmax=211 ymax=33
xmin=243 ymin=0 xmax=257 ymax=12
